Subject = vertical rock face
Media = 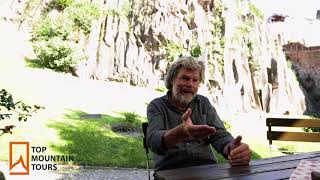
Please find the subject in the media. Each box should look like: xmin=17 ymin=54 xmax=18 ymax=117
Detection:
xmin=284 ymin=43 xmax=320 ymax=92
xmin=2 ymin=0 xmax=308 ymax=115
xmin=283 ymin=43 xmax=320 ymax=113
xmin=213 ymin=0 xmax=306 ymax=115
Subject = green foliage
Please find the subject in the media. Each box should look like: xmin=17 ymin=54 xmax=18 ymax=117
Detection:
xmin=111 ymin=122 xmax=139 ymax=132
xmin=65 ymin=1 xmax=100 ymax=34
xmin=211 ymin=0 xmax=225 ymax=75
xmin=286 ymin=58 xmax=293 ymax=69
xmin=286 ymin=56 xmax=303 ymax=84
xmin=47 ymin=0 xmax=74 ymax=11
xmin=277 ymin=144 xmax=295 ymax=155
xmin=120 ymin=0 xmax=132 ymax=18
xmin=248 ymin=2 xmax=264 ymax=21
xmin=232 ymin=2 xmax=256 ymax=43
xmin=104 ymin=0 xmax=131 ymax=18
xmin=122 ymin=112 xmax=139 ymax=124
xmin=32 ymin=15 xmax=72 ymax=41
xmin=31 ymin=1 xmax=99 ymax=72
xmin=111 ymin=112 xmax=141 ymax=132
xmin=155 ymin=86 xmax=167 ymax=92
xmin=49 ymin=112 xmax=146 ymax=167
xmin=164 ymin=40 xmax=183 ymax=62
xmin=303 ymin=114 xmax=320 ymax=132
xmin=32 ymin=37 xmax=85 ymax=72
xmin=0 ymin=171 xmax=4 ymax=180
xmin=247 ymin=41 xmax=260 ymax=72
xmin=190 ymin=45 xmax=202 ymax=58
xmin=222 ymin=120 xmax=232 ymax=130
xmin=237 ymin=21 xmax=254 ymax=36
xmin=0 ymin=89 xmax=43 ymax=136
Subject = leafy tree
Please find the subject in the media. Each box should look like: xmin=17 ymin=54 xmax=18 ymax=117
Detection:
xmin=164 ymin=40 xmax=183 ymax=62
xmin=190 ymin=45 xmax=202 ymax=58
xmin=0 ymin=89 xmax=43 ymax=136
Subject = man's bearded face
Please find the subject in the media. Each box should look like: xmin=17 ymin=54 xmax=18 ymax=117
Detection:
xmin=172 ymin=68 xmax=200 ymax=106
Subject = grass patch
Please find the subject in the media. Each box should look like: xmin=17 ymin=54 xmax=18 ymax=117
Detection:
xmin=154 ymin=86 xmax=167 ymax=92
xmin=277 ymin=144 xmax=295 ymax=155
xmin=48 ymin=109 xmax=146 ymax=168
xmin=24 ymin=57 xmax=46 ymax=69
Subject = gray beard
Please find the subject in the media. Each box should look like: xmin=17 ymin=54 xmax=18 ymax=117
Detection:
xmin=172 ymin=89 xmax=196 ymax=106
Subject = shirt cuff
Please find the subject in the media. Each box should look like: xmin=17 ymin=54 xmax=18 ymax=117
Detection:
xmin=222 ymin=141 xmax=233 ymax=159
xmin=151 ymin=130 xmax=168 ymax=155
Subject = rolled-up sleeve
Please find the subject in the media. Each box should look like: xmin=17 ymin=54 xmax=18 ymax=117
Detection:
xmin=146 ymin=102 xmax=168 ymax=155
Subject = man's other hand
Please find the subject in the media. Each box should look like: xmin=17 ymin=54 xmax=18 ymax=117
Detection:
xmin=227 ymin=135 xmax=251 ymax=166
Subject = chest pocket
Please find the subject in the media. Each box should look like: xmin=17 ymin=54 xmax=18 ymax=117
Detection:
xmin=167 ymin=115 xmax=182 ymax=129
xmin=191 ymin=114 xmax=207 ymax=125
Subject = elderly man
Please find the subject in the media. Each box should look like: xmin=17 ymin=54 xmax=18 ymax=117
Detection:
xmin=147 ymin=56 xmax=251 ymax=172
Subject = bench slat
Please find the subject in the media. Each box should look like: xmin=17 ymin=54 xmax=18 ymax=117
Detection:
xmin=267 ymin=131 xmax=320 ymax=142
xmin=266 ymin=118 xmax=320 ymax=128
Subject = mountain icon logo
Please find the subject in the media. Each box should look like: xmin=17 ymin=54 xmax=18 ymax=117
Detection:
xmin=9 ymin=142 xmax=29 ymax=175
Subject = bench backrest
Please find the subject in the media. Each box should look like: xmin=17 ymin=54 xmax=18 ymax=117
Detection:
xmin=266 ymin=117 xmax=320 ymax=145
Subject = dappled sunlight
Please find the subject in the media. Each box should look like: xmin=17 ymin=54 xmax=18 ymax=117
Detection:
xmin=44 ymin=109 xmax=146 ymax=167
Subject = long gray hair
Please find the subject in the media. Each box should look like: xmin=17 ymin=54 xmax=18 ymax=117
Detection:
xmin=165 ymin=56 xmax=205 ymax=90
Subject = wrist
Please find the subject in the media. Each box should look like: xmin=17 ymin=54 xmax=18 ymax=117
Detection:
xmin=223 ymin=142 xmax=232 ymax=156
xmin=163 ymin=124 xmax=189 ymax=148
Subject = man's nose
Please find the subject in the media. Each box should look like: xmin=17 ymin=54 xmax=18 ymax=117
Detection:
xmin=185 ymin=79 xmax=194 ymax=87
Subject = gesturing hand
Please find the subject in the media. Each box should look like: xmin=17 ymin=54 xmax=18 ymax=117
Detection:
xmin=227 ymin=135 xmax=251 ymax=166
xmin=163 ymin=108 xmax=216 ymax=148
xmin=182 ymin=108 xmax=216 ymax=139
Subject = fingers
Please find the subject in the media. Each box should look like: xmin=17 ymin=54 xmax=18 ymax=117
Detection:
xmin=233 ymin=135 xmax=242 ymax=146
xmin=229 ymin=156 xmax=250 ymax=166
xmin=229 ymin=147 xmax=251 ymax=160
xmin=228 ymin=144 xmax=251 ymax=167
xmin=182 ymin=108 xmax=192 ymax=121
xmin=187 ymin=125 xmax=216 ymax=139
xmin=230 ymin=142 xmax=249 ymax=156
xmin=181 ymin=109 xmax=216 ymax=139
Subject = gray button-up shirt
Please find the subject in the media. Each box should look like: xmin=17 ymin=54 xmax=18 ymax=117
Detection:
xmin=147 ymin=92 xmax=234 ymax=171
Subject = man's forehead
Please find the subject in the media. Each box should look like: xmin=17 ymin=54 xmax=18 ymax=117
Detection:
xmin=178 ymin=68 xmax=200 ymax=75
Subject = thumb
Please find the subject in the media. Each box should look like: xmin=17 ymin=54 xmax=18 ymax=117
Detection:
xmin=233 ymin=135 xmax=242 ymax=146
xmin=182 ymin=108 xmax=192 ymax=122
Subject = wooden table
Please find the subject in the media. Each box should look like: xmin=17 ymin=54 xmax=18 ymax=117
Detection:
xmin=155 ymin=151 xmax=320 ymax=180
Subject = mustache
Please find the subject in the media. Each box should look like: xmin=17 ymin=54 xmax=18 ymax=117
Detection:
xmin=172 ymin=89 xmax=196 ymax=105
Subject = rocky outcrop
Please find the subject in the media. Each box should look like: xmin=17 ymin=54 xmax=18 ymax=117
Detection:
xmin=2 ymin=0 xmax=309 ymax=115
xmin=278 ymin=17 xmax=320 ymax=114
xmin=283 ymin=42 xmax=320 ymax=113
xmin=283 ymin=43 xmax=320 ymax=92
xmin=214 ymin=1 xmax=306 ymax=115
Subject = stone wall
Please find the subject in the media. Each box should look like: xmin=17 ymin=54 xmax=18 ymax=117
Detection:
xmin=283 ymin=42 xmax=320 ymax=106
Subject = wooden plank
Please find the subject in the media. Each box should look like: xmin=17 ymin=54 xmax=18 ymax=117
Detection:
xmin=249 ymin=152 xmax=320 ymax=165
xmin=267 ymin=131 xmax=320 ymax=142
xmin=218 ymin=168 xmax=294 ymax=180
xmin=266 ymin=118 xmax=320 ymax=128
xmin=155 ymin=152 xmax=320 ymax=180
xmin=156 ymin=160 xmax=299 ymax=180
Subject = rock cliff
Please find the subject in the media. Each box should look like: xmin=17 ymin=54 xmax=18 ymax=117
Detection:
xmin=1 ymin=0 xmax=310 ymax=115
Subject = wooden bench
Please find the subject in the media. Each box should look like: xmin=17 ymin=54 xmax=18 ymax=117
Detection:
xmin=266 ymin=117 xmax=320 ymax=146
